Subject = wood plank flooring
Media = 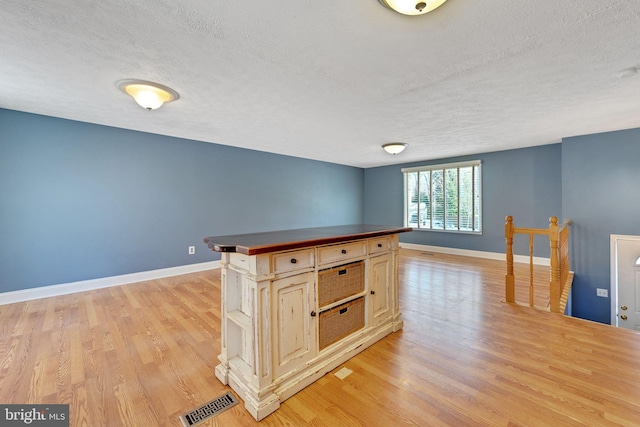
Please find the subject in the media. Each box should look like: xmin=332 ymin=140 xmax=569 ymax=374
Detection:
xmin=1 ymin=249 xmax=640 ymax=426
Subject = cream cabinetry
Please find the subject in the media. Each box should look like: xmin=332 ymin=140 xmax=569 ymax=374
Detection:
xmin=369 ymin=253 xmax=392 ymax=326
xmin=272 ymin=248 xmax=315 ymax=275
xmin=271 ymin=272 xmax=316 ymax=379
xmin=317 ymin=240 xmax=367 ymax=266
xmin=206 ymin=225 xmax=409 ymax=421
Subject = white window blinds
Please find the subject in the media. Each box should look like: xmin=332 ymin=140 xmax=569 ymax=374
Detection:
xmin=402 ymin=160 xmax=482 ymax=233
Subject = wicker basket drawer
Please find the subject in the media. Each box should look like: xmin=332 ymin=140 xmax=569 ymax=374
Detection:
xmin=317 ymin=261 xmax=364 ymax=307
xmin=319 ymin=297 xmax=365 ymax=350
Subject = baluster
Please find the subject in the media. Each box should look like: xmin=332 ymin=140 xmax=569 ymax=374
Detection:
xmin=505 ymin=216 xmax=515 ymax=303
xmin=560 ymin=226 xmax=570 ymax=287
xmin=549 ymin=216 xmax=560 ymax=313
xmin=529 ymin=233 xmax=534 ymax=307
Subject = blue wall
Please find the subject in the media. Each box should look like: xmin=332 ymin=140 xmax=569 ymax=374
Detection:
xmin=3 ymin=107 xmax=638 ymax=325
xmin=364 ymin=144 xmax=563 ymax=257
xmin=0 ymin=109 xmax=364 ymax=293
xmin=562 ymin=128 xmax=640 ymax=324
xmin=365 ymin=131 xmax=640 ymax=325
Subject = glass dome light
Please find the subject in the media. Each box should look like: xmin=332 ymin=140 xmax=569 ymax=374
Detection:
xmin=117 ymin=80 xmax=179 ymax=110
xmin=382 ymin=143 xmax=408 ymax=155
xmin=378 ymin=0 xmax=448 ymax=16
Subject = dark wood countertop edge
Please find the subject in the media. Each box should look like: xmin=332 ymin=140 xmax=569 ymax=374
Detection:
xmin=205 ymin=227 xmax=412 ymax=255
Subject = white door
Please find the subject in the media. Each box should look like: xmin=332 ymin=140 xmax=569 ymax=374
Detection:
xmin=614 ymin=237 xmax=640 ymax=331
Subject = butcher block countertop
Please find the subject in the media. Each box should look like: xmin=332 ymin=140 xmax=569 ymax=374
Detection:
xmin=204 ymin=224 xmax=412 ymax=255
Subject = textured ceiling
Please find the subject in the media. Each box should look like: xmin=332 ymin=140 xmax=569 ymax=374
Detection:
xmin=1 ymin=1 xmax=639 ymax=168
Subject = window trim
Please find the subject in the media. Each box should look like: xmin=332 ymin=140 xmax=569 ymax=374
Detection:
xmin=401 ymin=160 xmax=482 ymax=174
xmin=402 ymin=160 xmax=482 ymax=234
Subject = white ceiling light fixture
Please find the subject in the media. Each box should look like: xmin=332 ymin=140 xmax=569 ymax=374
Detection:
xmin=378 ymin=0 xmax=447 ymax=15
xmin=117 ymin=79 xmax=179 ymax=110
xmin=382 ymin=143 xmax=408 ymax=155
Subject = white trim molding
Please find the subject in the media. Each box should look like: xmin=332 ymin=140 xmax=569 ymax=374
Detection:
xmin=0 ymin=261 xmax=221 ymax=306
xmin=609 ymin=234 xmax=640 ymax=326
xmin=401 ymin=159 xmax=482 ymax=173
xmin=399 ymin=242 xmax=550 ymax=266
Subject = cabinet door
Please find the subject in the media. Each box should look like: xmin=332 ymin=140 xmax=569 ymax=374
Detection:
xmin=369 ymin=254 xmax=391 ymax=326
xmin=272 ymin=272 xmax=317 ymax=379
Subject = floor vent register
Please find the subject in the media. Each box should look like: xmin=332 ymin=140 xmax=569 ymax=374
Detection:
xmin=179 ymin=392 xmax=239 ymax=426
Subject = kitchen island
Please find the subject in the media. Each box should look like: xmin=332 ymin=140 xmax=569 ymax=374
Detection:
xmin=204 ymin=224 xmax=411 ymax=420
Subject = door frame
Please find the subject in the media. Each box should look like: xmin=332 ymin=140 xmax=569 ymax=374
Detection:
xmin=610 ymin=234 xmax=640 ymax=326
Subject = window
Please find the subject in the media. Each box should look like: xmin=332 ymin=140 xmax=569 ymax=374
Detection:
xmin=402 ymin=160 xmax=482 ymax=233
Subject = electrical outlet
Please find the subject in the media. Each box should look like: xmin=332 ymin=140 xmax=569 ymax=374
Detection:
xmin=188 ymin=246 xmax=195 ymax=255
xmin=596 ymin=288 xmax=608 ymax=298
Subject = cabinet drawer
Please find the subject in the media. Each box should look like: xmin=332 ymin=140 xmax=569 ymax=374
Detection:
xmin=273 ymin=248 xmax=315 ymax=274
xmin=368 ymin=236 xmax=391 ymax=254
xmin=317 ymin=241 xmax=367 ymax=266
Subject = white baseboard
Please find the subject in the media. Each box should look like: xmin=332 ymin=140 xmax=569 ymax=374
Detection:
xmin=0 ymin=260 xmax=221 ymax=306
xmin=399 ymin=243 xmax=550 ymax=266
xmin=2 ymin=244 xmax=546 ymax=306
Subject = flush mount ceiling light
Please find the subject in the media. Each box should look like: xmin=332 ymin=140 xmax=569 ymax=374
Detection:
xmin=382 ymin=143 xmax=408 ymax=155
xmin=378 ymin=0 xmax=447 ymax=15
xmin=117 ymin=79 xmax=179 ymax=110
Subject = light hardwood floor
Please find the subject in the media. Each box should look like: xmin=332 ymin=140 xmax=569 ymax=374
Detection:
xmin=1 ymin=249 xmax=640 ymax=426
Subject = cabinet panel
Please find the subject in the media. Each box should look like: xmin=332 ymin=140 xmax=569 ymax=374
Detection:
xmin=369 ymin=254 xmax=391 ymax=326
xmin=228 ymin=252 xmax=271 ymax=276
xmin=272 ymin=272 xmax=316 ymax=379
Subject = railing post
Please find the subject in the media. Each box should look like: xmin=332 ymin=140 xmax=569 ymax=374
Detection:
xmin=528 ymin=233 xmax=534 ymax=307
xmin=505 ymin=216 xmax=515 ymax=303
xmin=549 ymin=216 xmax=560 ymax=313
